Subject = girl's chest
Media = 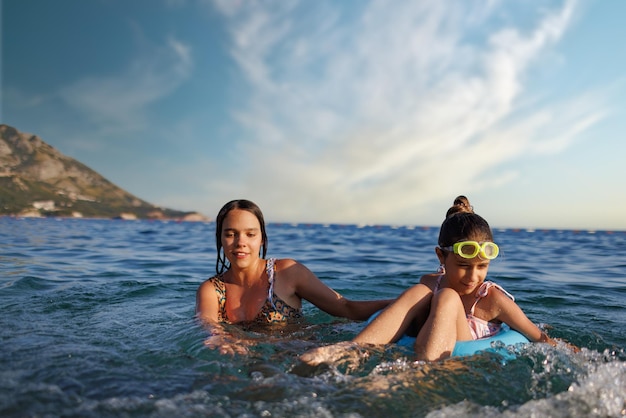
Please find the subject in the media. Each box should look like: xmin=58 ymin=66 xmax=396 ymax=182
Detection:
xmin=224 ymin=282 xmax=268 ymax=322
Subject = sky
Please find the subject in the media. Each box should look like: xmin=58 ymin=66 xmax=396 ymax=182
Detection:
xmin=2 ymin=0 xmax=626 ymax=230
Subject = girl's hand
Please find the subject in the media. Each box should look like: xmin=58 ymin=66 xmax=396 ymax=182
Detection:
xmin=298 ymin=341 xmax=367 ymax=373
xmin=540 ymin=331 xmax=580 ymax=353
xmin=204 ymin=334 xmax=251 ymax=355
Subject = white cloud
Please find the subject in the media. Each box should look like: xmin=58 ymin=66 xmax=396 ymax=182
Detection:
xmin=209 ymin=0 xmax=606 ymax=224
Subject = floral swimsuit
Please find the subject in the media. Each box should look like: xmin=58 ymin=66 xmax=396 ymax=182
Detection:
xmin=208 ymin=258 xmax=302 ymax=323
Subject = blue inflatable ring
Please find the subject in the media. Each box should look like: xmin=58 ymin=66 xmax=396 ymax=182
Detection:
xmin=367 ymin=311 xmax=529 ymax=358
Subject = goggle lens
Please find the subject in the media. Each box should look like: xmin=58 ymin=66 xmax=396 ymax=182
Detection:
xmin=444 ymin=241 xmax=499 ymax=260
xmin=481 ymin=242 xmax=499 ymax=259
xmin=458 ymin=243 xmax=479 ymax=257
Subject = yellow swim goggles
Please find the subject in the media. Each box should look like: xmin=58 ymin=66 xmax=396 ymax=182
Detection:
xmin=441 ymin=241 xmax=499 ymax=260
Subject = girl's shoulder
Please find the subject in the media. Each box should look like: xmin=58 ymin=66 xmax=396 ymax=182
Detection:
xmin=206 ymin=274 xmax=224 ymax=283
xmin=273 ymin=258 xmax=299 ymax=269
xmin=478 ymin=282 xmax=517 ymax=313
xmin=197 ymin=275 xmax=220 ymax=295
xmin=272 ymin=258 xmax=318 ymax=287
xmin=273 ymin=258 xmax=316 ymax=276
xmin=480 ymin=281 xmax=515 ymax=300
xmin=420 ymin=272 xmax=440 ymax=283
xmin=419 ymin=273 xmax=441 ymax=292
xmin=198 ymin=274 xmax=225 ymax=289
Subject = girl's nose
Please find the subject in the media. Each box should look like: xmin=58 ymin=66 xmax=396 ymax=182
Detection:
xmin=468 ymin=266 xmax=482 ymax=281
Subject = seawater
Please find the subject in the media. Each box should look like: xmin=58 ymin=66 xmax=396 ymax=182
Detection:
xmin=1 ymin=217 xmax=625 ymax=417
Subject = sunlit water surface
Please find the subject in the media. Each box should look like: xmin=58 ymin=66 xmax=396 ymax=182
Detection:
xmin=1 ymin=218 xmax=625 ymax=417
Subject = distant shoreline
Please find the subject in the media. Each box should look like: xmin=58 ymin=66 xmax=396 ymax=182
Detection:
xmin=4 ymin=215 xmax=625 ymax=233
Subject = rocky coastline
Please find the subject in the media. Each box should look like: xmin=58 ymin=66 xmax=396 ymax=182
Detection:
xmin=0 ymin=124 xmax=209 ymax=222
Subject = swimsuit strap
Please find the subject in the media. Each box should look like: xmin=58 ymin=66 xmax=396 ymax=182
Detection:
xmin=266 ymin=258 xmax=277 ymax=309
xmin=469 ymin=281 xmax=515 ymax=315
xmin=434 ymin=274 xmax=443 ymax=292
xmin=210 ymin=275 xmax=228 ymax=322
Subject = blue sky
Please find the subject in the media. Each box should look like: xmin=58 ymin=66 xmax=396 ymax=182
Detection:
xmin=2 ymin=0 xmax=625 ymax=230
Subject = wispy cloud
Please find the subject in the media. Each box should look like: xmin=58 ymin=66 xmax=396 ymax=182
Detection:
xmin=58 ymin=33 xmax=193 ymax=134
xmin=209 ymin=0 xmax=603 ymax=223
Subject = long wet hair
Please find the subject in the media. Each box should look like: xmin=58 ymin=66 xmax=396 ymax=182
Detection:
xmin=214 ymin=199 xmax=268 ymax=274
xmin=438 ymin=196 xmax=494 ymax=248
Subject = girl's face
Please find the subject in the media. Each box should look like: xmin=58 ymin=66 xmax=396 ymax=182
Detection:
xmin=437 ymin=248 xmax=490 ymax=296
xmin=221 ymin=209 xmax=264 ymax=270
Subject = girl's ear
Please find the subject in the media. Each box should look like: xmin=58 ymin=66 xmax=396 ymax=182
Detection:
xmin=435 ymin=246 xmax=446 ymax=264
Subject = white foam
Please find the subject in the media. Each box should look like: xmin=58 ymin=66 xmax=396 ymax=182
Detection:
xmin=425 ymin=360 xmax=626 ymax=418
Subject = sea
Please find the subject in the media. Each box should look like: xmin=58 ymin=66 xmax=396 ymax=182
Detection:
xmin=1 ymin=217 xmax=625 ymax=417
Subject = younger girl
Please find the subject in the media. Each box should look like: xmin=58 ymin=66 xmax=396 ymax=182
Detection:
xmin=301 ymin=196 xmax=556 ymax=363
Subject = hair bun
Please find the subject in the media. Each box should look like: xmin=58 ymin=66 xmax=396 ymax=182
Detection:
xmin=446 ymin=195 xmax=474 ymax=218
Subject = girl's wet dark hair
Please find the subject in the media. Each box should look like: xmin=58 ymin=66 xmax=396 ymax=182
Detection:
xmin=438 ymin=196 xmax=494 ymax=248
xmin=215 ymin=199 xmax=268 ymax=274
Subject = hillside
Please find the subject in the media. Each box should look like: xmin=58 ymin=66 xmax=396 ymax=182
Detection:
xmin=0 ymin=124 xmax=208 ymax=221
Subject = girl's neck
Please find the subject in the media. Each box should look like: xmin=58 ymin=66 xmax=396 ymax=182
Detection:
xmin=226 ymin=259 xmax=266 ymax=287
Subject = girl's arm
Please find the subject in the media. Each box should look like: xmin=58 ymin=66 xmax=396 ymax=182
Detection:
xmin=195 ymin=279 xmax=220 ymax=323
xmin=494 ymin=292 xmax=580 ymax=352
xmin=195 ymin=280 xmax=256 ymax=355
xmin=489 ymin=289 xmax=556 ymax=345
xmin=200 ymin=320 xmax=253 ymax=355
xmin=277 ymin=259 xmax=393 ymax=321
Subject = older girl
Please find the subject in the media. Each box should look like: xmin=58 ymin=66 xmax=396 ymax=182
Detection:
xmin=196 ymin=199 xmax=393 ymax=325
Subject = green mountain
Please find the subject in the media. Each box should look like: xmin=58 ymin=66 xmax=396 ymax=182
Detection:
xmin=0 ymin=124 xmax=207 ymax=221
